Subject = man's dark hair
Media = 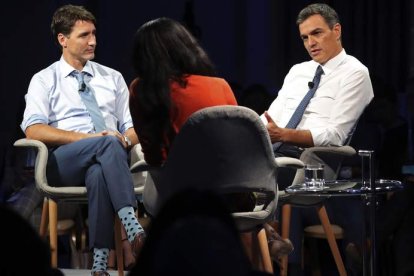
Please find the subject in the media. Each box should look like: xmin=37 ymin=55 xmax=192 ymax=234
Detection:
xmin=51 ymin=5 xmax=96 ymax=47
xmin=296 ymin=3 xmax=340 ymax=28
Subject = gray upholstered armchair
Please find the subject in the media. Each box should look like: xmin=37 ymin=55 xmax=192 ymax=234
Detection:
xmin=13 ymin=139 xmax=144 ymax=276
xmin=278 ymin=145 xmax=357 ymax=276
xmin=131 ymin=105 xmax=304 ymax=273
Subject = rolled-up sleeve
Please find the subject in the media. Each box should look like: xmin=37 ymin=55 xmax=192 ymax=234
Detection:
xmin=310 ymin=68 xmax=373 ymax=146
xmin=21 ymin=73 xmax=51 ymax=132
xmin=114 ymin=72 xmax=133 ymax=134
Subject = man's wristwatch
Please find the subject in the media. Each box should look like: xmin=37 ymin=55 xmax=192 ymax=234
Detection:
xmin=123 ymin=135 xmax=132 ymax=147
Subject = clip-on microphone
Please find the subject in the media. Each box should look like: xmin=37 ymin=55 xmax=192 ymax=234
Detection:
xmin=79 ymin=82 xmax=86 ymax=92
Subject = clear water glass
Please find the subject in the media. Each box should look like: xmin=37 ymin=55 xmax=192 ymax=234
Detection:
xmin=304 ymin=164 xmax=325 ymax=191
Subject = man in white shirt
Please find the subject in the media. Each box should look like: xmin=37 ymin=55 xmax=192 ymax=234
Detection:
xmin=261 ymin=3 xmax=374 ymax=274
xmin=262 ymin=4 xmax=373 ymax=158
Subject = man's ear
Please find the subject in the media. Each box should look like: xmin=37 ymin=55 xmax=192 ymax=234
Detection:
xmin=57 ymin=33 xmax=67 ymax=48
xmin=333 ymin=23 xmax=341 ymax=41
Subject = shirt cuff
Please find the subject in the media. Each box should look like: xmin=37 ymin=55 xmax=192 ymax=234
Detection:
xmin=21 ymin=115 xmax=48 ymax=133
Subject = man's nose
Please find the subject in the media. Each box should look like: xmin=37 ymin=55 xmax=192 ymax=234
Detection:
xmin=89 ymin=35 xmax=96 ymax=46
xmin=307 ymin=36 xmax=316 ymax=47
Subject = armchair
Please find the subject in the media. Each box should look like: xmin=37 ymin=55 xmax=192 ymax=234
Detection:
xmin=279 ymin=145 xmax=357 ymax=276
xmin=131 ymin=105 xmax=304 ymax=273
xmin=13 ymin=139 xmax=143 ymax=276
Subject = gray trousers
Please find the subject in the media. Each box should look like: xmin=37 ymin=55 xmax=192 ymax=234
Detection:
xmin=47 ymin=136 xmax=137 ymax=249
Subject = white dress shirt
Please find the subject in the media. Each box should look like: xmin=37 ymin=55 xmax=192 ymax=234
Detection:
xmin=21 ymin=57 xmax=133 ymax=134
xmin=261 ymin=49 xmax=374 ymax=146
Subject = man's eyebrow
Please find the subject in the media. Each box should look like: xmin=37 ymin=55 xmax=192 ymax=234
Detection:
xmin=301 ymin=27 xmax=324 ymax=38
xmin=77 ymin=29 xmax=95 ymax=37
xmin=309 ymin=27 xmax=324 ymax=34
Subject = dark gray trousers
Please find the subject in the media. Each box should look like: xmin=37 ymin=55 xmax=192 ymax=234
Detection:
xmin=47 ymin=135 xmax=137 ymax=249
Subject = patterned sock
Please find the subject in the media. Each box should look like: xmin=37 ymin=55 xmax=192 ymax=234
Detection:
xmin=118 ymin=206 xmax=145 ymax=242
xmin=92 ymin=248 xmax=109 ymax=273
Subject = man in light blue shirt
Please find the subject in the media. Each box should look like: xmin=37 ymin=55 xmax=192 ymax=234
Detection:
xmin=21 ymin=5 xmax=144 ymax=276
xmin=22 ymin=56 xmax=133 ymax=135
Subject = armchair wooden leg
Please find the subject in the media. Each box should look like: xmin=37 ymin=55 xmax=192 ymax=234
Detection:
xmin=257 ymin=227 xmax=274 ymax=274
xmin=316 ymin=205 xmax=347 ymax=276
xmin=49 ymin=199 xmax=58 ymax=268
xmin=39 ymin=198 xmax=49 ymax=238
xmin=114 ymin=216 xmax=124 ymax=276
xmin=241 ymin=231 xmax=263 ymax=269
xmin=280 ymin=204 xmax=292 ymax=276
xmin=240 ymin=229 xmax=273 ymax=274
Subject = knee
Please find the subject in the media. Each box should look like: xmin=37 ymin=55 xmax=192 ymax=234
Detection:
xmin=93 ymin=135 xmax=128 ymax=158
xmin=101 ymin=135 xmax=124 ymax=149
xmin=99 ymin=135 xmax=128 ymax=158
xmin=101 ymin=135 xmax=121 ymax=145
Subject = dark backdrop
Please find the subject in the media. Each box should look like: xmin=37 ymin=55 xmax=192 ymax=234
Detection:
xmin=1 ymin=0 xmax=412 ymax=184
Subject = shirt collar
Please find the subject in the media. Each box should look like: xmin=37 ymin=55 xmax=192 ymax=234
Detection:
xmin=59 ymin=56 xmax=94 ymax=78
xmin=314 ymin=49 xmax=346 ymax=76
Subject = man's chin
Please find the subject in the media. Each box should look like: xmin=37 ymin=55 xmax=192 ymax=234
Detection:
xmin=85 ymin=53 xmax=95 ymax=60
xmin=310 ymin=55 xmax=326 ymax=65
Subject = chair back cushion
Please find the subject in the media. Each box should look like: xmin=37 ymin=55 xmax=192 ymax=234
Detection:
xmin=143 ymin=106 xmax=279 ymax=227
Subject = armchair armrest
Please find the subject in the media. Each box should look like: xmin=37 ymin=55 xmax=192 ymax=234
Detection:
xmin=305 ymin=145 xmax=356 ymax=157
xmin=130 ymin=160 xmax=159 ymax=174
xmin=13 ymin=138 xmax=88 ymax=198
xmin=14 ymin=138 xmax=49 ymax=193
xmin=275 ymin=157 xmax=304 ymax=169
xmin=291 ymin=145 xmax=357 ymax=186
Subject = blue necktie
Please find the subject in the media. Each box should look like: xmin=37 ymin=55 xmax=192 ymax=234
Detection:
xmin=273 ymin=65 xmax=324 ymax=152
xmin=72 ymin=71 xmax=107 ymax=132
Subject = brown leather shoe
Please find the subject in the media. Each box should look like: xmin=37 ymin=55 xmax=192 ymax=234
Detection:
xmin=91 ymin=271 xmax=110 ymax=276
xmin=264 ymin=223 xmax=294 ymax=260
xmin=131 ymin=232 xmax=146 ymax=259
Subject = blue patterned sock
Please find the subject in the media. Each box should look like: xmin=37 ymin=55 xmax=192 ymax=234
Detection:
xmin=118 ymin=206 xmax=145 ymax=242
xmin=92 ymin=248 xmax=109 ymax=273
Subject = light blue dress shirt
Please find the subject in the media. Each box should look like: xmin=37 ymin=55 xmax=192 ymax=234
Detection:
xmin=21 ymin=56 xmax=133 ymax=134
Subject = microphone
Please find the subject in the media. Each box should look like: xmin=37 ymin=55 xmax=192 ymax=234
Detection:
xmin=79 ymin=82 xmax=86 ymax=92
xmin=308 ymin=81 xmax=314 ymax=89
